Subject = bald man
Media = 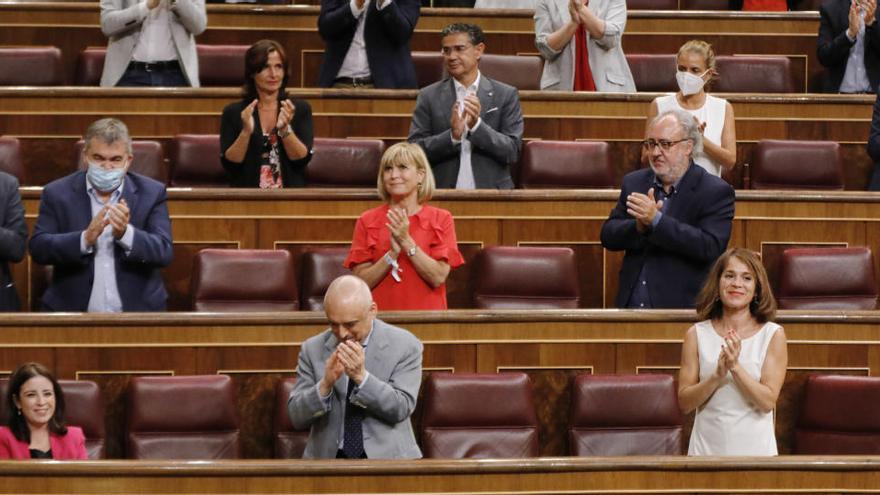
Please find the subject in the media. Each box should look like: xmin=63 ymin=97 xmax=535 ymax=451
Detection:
xmin=288 ymin=275 xmax=423 ymax=459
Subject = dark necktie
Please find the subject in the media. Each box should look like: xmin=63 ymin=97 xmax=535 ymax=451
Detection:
xmin=342 ymin=377 xmax=365 ymax=459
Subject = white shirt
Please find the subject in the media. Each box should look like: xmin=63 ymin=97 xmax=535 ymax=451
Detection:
xmin=336 ymin=0 xmax=391 ymax=79
xmin=452 ymin=72 xmax=484 ymax=189
xmin=840 ymin=11 xmax=873 ymax=94
xmin=131 ymin=0 xmax=178 ymax=63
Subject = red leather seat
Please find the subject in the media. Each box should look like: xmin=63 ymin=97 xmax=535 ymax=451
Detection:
xmin=777 ymin=247 xmax=878 ymax=310
xmin=626 ymin=54 xmax=677 ymax=92
xmin=412 ymin=51 xmax=445 ymax=88
xmin=749 ymin=140 xmax=843 ymax=190
xmin=680 ymin=0 xmax=729 ymax=8
xmin=74 ymin=47 xmax=106 ymax=86
xmin=626 ymin=0 xmax=678 ymax=9
xmin=273 ymin=377 xmax=310 ymax=459
xmin=197 ymin=44 xmax=250 ymax=87
xmin=0 ymin=379 xmax=106 ymax=459
xmin=714 ymin=56 xmax=796 ymax=93
xmin=519 ymin=141 xmax=614 ymax=189
xmin=478 ymin=54 xmax=543 ymax=90
xmin=794 ymin=375 xmax=880 ymax=454
xmin=192 ymin=249 xmax=299 ymax=312
xmin=0 ymin=137 xmax=26 ymax=183
xmin=306 ymin=138 xmax=385 ymax=187
xmin=126 ymin=375 xmax=240 ymax=459
xmin=75 ymin=139 xmax=169 ymax=185
xmin=473 ymin=246 xmax=580 ymax=309
xmin=421 ymin=372 xmax=539 ymax=458
xmin=0 ymin=47 xmax=64 ymax=85
xmin=299 ymin=247 xmax=351 ymax=311
xmin=169 ymin=134 xmax=227 ymax=187
xmin=569 ymin=374 xmax=683 ymax=456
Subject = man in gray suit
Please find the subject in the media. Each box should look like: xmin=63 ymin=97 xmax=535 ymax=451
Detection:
xmin=408 ymin=23 xmax=524 ymax=189
xmin=99 ymin=0 xmax=206 ymax=87
xmin=288 ymin=275 xmax=423 ymax=459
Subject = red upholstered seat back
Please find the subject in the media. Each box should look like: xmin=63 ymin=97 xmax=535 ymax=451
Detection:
xmin=0 ymin=137 xmax=25 ymax=183
xmin=273 ymin=378 xmax=310 ymax=458
xmin=421 ymin=372 xmax=539 ymax=458
xmin=714 ymin=56 xmax=796 ymax=93
xmin=750 ymin=140 xmax=844 ymax=190
xmin=75 ymin=139 xmax=169 ymax=185
xmin=473 ymin=246 xmax=580 ymax=309
xmin=0 ymin=47 xmax=64 ymax=85
xmin=680 ymin=0 xmax=729 ymax=8
xmin=412 ymin=51 xmax=445 ymax=88
xmin=519 ymin=140 xmax=614 ymax=189
xmin=568 ymin=374 xmax=683 ymax=456
xmin=126 ymin=375 xmax=240 ymax=459
xmin=777 ymin=247 xmax=878 ymax=310
xmin=478 ymin=54 xmax=543 ymax=90
xmin=627 ymin=0 xmax=678 ymax=9
xmin=306 ymin=138 xmax=385 ymax=187
xmin=169 ymin=134 xmax=227 ymax=187
xmin=192 ymin=249 xmax=299 ymax=312
xmin=299 ymin=247 xmax=351 ymax=311
xmin=74 ymin=47 xmax=106 ymax=86
xmin=197 ymin=45 xmax=250 ymax=87
xmin=794 ymin=375 xmax=880 ymax=454
xmin=626 ymin=54 xmax=677 ymax=92
xmin=0 ymin=379 xmax=106 ymax=459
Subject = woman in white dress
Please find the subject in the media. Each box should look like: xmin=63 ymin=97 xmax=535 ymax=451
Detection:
xmin=678 ymin=247 xmax=788 ymax=456
xmin=646 ymin=40 xmax=736 ymax=177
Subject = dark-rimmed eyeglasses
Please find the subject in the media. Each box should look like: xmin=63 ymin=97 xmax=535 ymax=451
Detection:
xmin=641 ymin=138 xmax=690 ymax=151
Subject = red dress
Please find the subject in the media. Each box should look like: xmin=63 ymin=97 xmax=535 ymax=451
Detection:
xmin=344 ymin=204 xmax=464 ymax=310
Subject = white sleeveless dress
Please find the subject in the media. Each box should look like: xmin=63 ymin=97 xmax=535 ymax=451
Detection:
xmin=688 ymin=319 xmax=781 ymax=456
xmin=656 ymin=94 xmax=727 ymax=177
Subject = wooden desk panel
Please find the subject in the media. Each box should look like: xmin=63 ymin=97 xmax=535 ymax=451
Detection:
xmin=0 ymin=4 xmax=824 ymax=89
xmin=0 ymin=311 xmax=878 ymax=460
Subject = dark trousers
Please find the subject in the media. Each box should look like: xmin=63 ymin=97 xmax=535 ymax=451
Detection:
xmin=117 ymin=62 xmax=189 ymax=87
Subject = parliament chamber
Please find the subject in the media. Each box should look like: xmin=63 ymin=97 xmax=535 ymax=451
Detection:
xmin=2 ymin=2 xmax=880 ymax=494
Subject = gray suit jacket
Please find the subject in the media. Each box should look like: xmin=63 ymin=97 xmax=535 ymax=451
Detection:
xmin=99 ymin=0 xmax=206 ymax=87
xmin=408 ymin=75 xmax=523 ymax=189
xmin=287 ymin=319 xmax=423 ymax=459
xmin=534 ymin=0 xmax=635 ymax=92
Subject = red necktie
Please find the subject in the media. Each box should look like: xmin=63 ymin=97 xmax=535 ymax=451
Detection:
xmin=574 ymin=25 xmax=597 ymax=91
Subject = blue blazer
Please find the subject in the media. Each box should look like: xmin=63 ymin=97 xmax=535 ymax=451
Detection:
xmin=29 ymin=171 xmax=173 ymax=312
xmin=317 ymin=0 xmax=420 ymax=89
xmin=600 ymin=163 xmax=735 ymax=308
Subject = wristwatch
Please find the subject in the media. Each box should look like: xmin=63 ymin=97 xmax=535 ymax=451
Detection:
xmin=407 ymin=245 xmax=417 ymax=257
xmin=277 ymin=125 xmax=292 ymax=139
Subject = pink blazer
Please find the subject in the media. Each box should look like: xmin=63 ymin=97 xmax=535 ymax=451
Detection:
xmin=0 ymin=426 xmax=88 ymax=459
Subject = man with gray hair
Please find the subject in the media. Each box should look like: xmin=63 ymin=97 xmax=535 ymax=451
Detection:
xmin=288 ymin=274 xmax=423 ymax=459
xmin=601 ymin=109 xmax=734 ymax=309
xmin=29 ymin=118 xmax=173 ymax=311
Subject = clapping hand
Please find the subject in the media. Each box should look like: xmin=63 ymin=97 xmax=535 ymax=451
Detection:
xmin=276 ymin=99 xmax=296 ymax=134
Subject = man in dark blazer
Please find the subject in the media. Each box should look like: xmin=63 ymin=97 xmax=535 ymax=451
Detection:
xmin=865 ymin=89 xmax=880 ymax=189
xmin=289 ymin=275 xmax=422 ymax=459
xmin=0 ymin=171 xmax=27 ymax=311
xmin=817 ymin=0 xmax=880 ymax=93
xmin=317 ymin=0 xmax=420 ymax=89
xmin=601 ymin=109 xmax=735 ymax=309
xmin=408 ymin=23 xmax=523 ymax=189
xmin=29 ymin=118 xmax=173 ymax=312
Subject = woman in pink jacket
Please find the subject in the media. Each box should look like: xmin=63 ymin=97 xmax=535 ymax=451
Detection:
xmin=0 ymin=362 xmax=87 ymax=459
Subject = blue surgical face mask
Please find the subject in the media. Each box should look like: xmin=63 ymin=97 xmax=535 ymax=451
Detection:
xmin=86 ymin=161 xmax=126 ymax=192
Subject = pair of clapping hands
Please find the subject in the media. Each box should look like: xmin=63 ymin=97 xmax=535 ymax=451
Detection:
xmin=240 ymin=99 xmax=296 ymax=137
xmin=451 ymin=92 xmax=480 ymax=141
xmin=849 ymin=0 xmax=877 ymax=37
xmin=386 ymin=207 xmax=414 ymax=255
xmin=85 ymin=200 xmax=129 ymax=246
xmin=714 ymin=330 xmax=742 ymax=379
xmin=321 ymin=338 xmax=366 ymax=395
xmin=568 ymin=0 xmax=592 ymax=25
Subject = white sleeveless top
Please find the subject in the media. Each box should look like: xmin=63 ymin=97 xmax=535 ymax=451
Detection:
xmin=688 ymin=319 xmax=781 ymax=456
xmin=656 ymin=94 xmax=727 ymax=177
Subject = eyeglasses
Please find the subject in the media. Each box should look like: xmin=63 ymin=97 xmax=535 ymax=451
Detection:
xmin=641 ymin=138 xmax=690 ymax=151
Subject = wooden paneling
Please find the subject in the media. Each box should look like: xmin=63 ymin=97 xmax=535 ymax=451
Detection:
xmin=0 ymin=311 xmax=879 ymax=460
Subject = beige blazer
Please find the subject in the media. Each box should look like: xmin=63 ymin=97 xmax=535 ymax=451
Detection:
xmin=534 ymin=0 xmax=635 ymax=92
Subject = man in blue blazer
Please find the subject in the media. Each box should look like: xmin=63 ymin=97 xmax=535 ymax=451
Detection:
xmin=317 ymin=0 xmax=420 ymax=89
xmin=601 ymin=109 xmax=734 ymax=309
xmin=29 ymin=118 xmax=173 ymax=312
xmin=289 ymin=275 xmax=423 ymax=459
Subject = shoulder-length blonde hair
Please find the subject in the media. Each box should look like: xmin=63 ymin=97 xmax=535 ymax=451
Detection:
xmin=695 ymin=247 xmax=777 ymax=323
xmin=377 ymin=142 xmax=436 ymax=204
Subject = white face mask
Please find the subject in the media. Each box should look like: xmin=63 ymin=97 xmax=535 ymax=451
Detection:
xmin=676 ymin=69 xmax=709 ymax=96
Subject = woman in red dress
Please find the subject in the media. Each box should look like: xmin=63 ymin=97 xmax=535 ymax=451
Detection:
xmin=345 ymin=143 xmax=464 ymax=310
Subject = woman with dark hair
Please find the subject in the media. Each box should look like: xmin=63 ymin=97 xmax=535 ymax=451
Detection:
xmin=220 ymin=39 xmax=313 ymax=188
xmin=678 ymin=248 xmax=788 ymax=456
xmin=0 ymin=362 xmax=87 ymax=459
